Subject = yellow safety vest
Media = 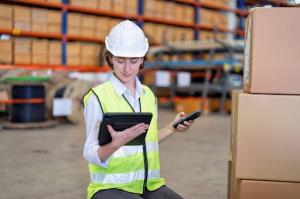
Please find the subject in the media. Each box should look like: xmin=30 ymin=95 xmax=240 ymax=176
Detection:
xmin=83 ymin=81 xmax=165 ymax=199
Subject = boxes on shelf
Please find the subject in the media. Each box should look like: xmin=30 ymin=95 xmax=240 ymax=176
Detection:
xmin=231 ymin=90 xmax=300 ymax=183
xmin=126 ymin=0 xmax=137 ymax=15
xmin=238 ymin=180 xmax=300 ymax=199
xmin=32 ymin=39 xmax=48 ymax=65
xmin=184 ymin=5 xmax=194 ymax=23
xmin=108 ymin=18 xmax=121 ymax=31
xmin=175 ymin=4 xmax=184 ymax=22
xmin=0 ymin=40 xmax=13 ymax=64
xmin=14 ymin=38 xmax=31 ymax=64
xmin=174 ymin=97 xmax=210 ymax=115
xmin=48 ymin=40 xmax=61 ymax=65
xmin=70 ymin=0 xmax=83 ymax=6
xmin=95 ymin=17 xmax=109 ymax=39
xmin=144 ymin=0 xmax=156 ymax=17
xmin=80 ymin=15 xmax=96 ymax=37
xmin=13 ymin=6 xmax=31 ymax=31
xmin=68 ymin=13 xmax=81 ymax=36
xmin=164 ymin=1 xmax=175 ymax=20
xmin=112 ymin=0 xmax=126 ymax=13
xmin=98 ymin=0 xmax=112 ymax=11
xmin=155 ymin=0 xmax=164 ymax=19
xmin=80 ymin=43 xmax=101 ymax=66
xmin=85 ymin=0 xmax=98 ymax=8
xmin=46 ymin=0 xmax=61 ymax=3
xmin=0 ymin=4 xmax=13 ymax=29
xmin=67 ymin=42 xmax=81 ymax=66
xmin=243 ymin=7 xmax=300 ymax=94
xmin=31 ymin=8 xmax=48 ymax=33
xmin=47 ymin=10 xmax=61 ymax=34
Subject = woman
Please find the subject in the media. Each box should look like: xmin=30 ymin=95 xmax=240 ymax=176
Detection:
xmin=83 ymin=20 xmax=193 ymax=199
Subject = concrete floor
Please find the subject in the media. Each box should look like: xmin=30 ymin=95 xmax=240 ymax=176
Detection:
xmin=0 ymin=108 xmax=230 ymax=199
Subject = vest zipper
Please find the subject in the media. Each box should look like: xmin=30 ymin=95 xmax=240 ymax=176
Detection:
xmin=122 ymin=95 xmax=148 ymax=193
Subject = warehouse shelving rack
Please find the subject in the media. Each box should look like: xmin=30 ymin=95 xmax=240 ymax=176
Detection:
xmin=0 ymin=0 xmax=249 ymax=72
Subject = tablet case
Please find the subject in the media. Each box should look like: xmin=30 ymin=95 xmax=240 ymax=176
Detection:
xmin=98 ymin=112 xmax=153 ymax=146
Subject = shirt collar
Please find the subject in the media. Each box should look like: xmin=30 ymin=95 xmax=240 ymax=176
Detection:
xmin=110 ymin=73 xmax=145 ymax=97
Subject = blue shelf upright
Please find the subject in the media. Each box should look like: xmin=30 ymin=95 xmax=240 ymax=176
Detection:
xmin=61 ymin=0 xmax=68 ymax=65
xmin=236 ymin=0 xmax=245 ymax=39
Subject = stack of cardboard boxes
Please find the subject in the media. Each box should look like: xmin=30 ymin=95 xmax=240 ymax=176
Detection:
xmin=0 ymin=4 xmax=61 ymax=34
xmin=69 ymin=0 xmax=137 ymax=14
xmin=229 ymin=7 xmax=300 ymax=199
xmin=0 ymin=4 xmax=13 ymax=29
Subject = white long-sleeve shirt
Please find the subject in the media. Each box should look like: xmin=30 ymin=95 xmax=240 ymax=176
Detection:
xmin=83 ymin=73 xmax=148 ymax=167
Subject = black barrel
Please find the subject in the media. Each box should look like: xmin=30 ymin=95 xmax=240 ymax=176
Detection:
xmin=11 ymin=85 xmax=46 ymax=123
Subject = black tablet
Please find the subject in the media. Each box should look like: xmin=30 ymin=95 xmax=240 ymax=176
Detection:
xmin=98 ymin=112 xmax=153 ymax=146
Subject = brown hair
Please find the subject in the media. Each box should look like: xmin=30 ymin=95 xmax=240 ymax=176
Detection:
xmin=104 ymin=49 xmax=146 ymax=69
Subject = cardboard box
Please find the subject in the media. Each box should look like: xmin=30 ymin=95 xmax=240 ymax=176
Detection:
xmin=67 ymin=42 xmax=81 ymax=66
xmin=48 ymin=10 xmax=61 ymax=24
xmin=0 ymin=4 xmax=13 ymax=19
xmin=98 ymin=0 xmax=112 ymax=11
xmin=14 ymin=6 xmax=31 ymax=22
xmin=14 ymin=21 xmax=31 ymax=31
xmin=32 ymin=8 xmax=48 ymax=23
xmin=0 ymin=19 xmax=12 ymax=29
xmin=32 ymin=53 xmax=48 ymax=65
xmin=14 ymin=39 xmax=31 ymax=53
xmin=80 ymin=15 xmax=95 ymax=37
xmin=174 ymin=97 xmax=210 ymax=114
xmin=47 ymin=24 xmax=61 ymax=33
xmin=70 ymin=0 xmax=85 ymax=7
xmin=239 ymin=180 xmax=300 ymax=199
xmin=232 ymin=90 xmax=300 ymax=182
xmin=95 ymin=17 xmax=109 ymax=38
xmin=126 ymin=0 xmax=137 ymax=15
xmin=48 ymin=41 xmax=61 ymax=65
xmin=68 ymin=13 xmax=81 ymax=28
xmin=32 ymin=40 xmax=48 ymax=53
xmin=14 ymin=39 xmax=31 ymax=64
xmin=32 ymin=23 xmax=48 ymax=32
xmin=32 ymin=40 xmax=48 ymax=64
xmin=81 ymin=15 xmax=96 ymax=28
xmin=85 ymin=0 xmax=97 ymax=9
xmin=0 ymin=4 xmax=13 ymax=29
xmin=46 ymin=0 xmax=62 ymax=3
xmin=243 ymin=8 xmax=300 ymax=94
xmin=113 ymin=0 xmax=126 ymax=13
xmin=0 ymin=40 xmax=13 ymax=53
xmin=0 ymin=40 xmax=12 ymax=64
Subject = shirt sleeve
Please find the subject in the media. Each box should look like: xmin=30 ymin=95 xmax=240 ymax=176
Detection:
xmin=83 ymin=94 xmax=109 ymax=168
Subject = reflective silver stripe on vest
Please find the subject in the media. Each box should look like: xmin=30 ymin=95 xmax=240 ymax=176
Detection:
xmin=146 ymin=141 xmax=158 ymax=152
xmin=112 ymin=142 xmax=159 ymax=158
xmin=148 ymin=169 xmax=160 ymax=179
xmin=91 ymin=169 xmax=160 ymax=184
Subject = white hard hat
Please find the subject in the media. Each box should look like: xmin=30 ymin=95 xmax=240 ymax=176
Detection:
xmin=105 ymin=20 xmax=149 ymax=57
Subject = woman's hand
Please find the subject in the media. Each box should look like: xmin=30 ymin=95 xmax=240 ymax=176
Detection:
xmin=173 ymin=112 xmax=193 ymax=133
xmin=107 ymin=123 xmax=149 ymax=148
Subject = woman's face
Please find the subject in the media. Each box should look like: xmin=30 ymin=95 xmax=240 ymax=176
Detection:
xmin=111 ymin=56 xmax=143 ymax=85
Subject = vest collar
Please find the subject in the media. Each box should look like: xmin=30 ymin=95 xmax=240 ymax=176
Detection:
xmin=110 ymin=73 xmax=145 ymax=98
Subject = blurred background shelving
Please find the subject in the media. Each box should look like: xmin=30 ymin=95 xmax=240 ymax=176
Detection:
xmin=0 ymin=0 xmax=297 ymax=117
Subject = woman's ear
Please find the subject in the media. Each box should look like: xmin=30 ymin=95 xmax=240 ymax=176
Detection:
xmin=109 ymin=56 xmax=113 ymax=64
xmin=139 ymin=57 xmax=144 ymax=64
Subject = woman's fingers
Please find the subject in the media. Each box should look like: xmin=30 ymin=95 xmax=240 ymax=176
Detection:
xmin=125 ymin=123 xmax=149 ymax=136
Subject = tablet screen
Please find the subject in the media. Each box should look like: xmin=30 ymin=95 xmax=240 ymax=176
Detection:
xmin=98 ymin=112 xmax=153 ymax=146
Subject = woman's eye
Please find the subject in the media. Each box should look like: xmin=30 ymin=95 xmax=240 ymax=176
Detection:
xmin=130 ymin=59 xmax=139 ymax=63
xmin=116 ymin=59 xmax=124 ymax=63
